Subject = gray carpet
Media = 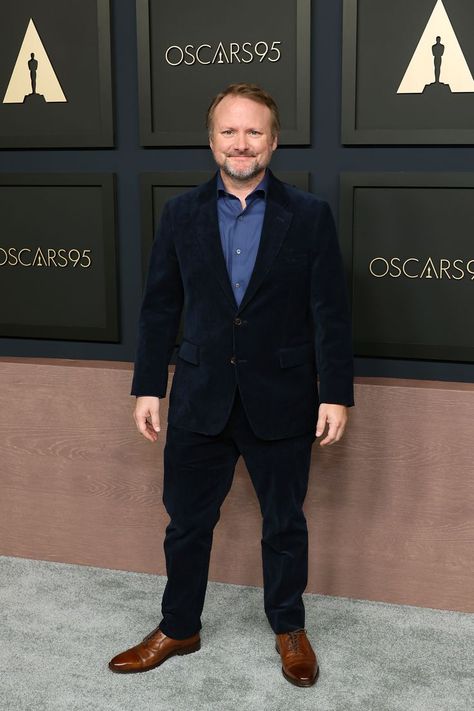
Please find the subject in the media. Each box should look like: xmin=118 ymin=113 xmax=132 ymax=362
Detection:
xmin=0 ymin=555 xmax=472 ymax=711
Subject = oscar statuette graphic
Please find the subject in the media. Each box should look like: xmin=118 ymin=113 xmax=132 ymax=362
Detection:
xmin=432 ymin=36 xmax=445 ymax=86
xmin=3 ymin=17 xmax=67 ymax=104
xmin=397 ymin=0 xmax=474 ymax=95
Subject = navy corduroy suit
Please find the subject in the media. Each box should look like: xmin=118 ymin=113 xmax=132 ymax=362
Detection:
xmin=131 ymin=169 xmax=354 ymax=638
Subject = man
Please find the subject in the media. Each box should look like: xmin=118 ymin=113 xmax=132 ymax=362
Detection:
xmin=108 ymin=83 xmax=354 ymax=687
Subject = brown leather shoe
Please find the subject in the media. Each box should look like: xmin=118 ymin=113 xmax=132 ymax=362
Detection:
xmin=275 ymin=628 xmax=319 ymax=687
xmin=108 ymin=625 xmax=201 ymax=673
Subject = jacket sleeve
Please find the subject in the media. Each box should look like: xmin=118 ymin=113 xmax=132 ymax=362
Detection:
xmin=130 ymin=201 xmax=184 ymax=398
xmin=310 ymin=200 xmax=355 ymax=407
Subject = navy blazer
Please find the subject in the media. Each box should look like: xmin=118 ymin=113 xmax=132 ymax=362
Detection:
xmin=131 ymin=169 xmax=354 ymax=439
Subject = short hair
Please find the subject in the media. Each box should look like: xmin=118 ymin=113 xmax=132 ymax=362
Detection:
xmin=206 ymin=83 xmax=280 ymax=138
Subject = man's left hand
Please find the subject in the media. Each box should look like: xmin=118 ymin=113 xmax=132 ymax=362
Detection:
xmin=315 ymin=403 xmax=348 ymax=447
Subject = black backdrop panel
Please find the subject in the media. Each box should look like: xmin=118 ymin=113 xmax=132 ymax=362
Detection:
xmin=340 ymin=173 xmax=474 ymax=362
xmin=342 ymin=0 xmax=474 ymax=143
xmin=137 ymin=0 xmax=310 ymax=145
xmin=0 ymin=0 xmax=113 ymax=147
xmin=0 ymin=174 xmax=119 ymax=341
xmin=140 ymin=171 xmax=309 ymax=355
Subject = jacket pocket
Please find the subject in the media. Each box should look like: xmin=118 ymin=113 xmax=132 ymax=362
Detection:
xmin=177 ymin=339 xmax=200 ymax=365
xmin=279 ymin=342 xmax=314 ymax=368
xmin=272 ymin=251 xmax=309 ymax=276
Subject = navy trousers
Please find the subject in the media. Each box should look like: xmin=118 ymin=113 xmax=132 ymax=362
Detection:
xmin=158 ymin=386 xmax=316 ymax=639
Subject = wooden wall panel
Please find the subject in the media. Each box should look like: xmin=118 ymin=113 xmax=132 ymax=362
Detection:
xmin=0 ymin=357 xmax=472 ymax=613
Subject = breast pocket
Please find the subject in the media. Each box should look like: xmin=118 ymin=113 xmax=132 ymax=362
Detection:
xmin=273 ymin=249 xmax=309 ymax=271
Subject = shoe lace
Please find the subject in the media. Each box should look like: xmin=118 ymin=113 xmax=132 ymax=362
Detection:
xmin=288 ymin=629 xmax=305 ymax=653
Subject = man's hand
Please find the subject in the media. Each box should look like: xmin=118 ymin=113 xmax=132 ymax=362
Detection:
xmin=134 ymin=396 xmax=161 ymax=442
xmin=316 ymin=403 xmax=348 ymax=447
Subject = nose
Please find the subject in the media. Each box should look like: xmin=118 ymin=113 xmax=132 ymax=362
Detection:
xmin=234 ymin=131 xmax=250 ymax=152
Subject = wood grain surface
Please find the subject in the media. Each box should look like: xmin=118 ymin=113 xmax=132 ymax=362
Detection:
xmin=0 ymin=357 xmax=472 ymax=612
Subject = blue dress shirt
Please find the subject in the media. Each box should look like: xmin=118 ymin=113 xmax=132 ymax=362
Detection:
xmin=216 ymin=170 xmax=268 ymax=307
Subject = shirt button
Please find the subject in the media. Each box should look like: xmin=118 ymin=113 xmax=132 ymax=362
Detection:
xmin=235 ymin=282 xmax=240 ymax=288
xmin=236 ymin=249 xmax=241 ymax=254
xmin=230 ymin=355 xmax=237 ymax=364
xmin=238 ymin=216 xmax=244 ymax=221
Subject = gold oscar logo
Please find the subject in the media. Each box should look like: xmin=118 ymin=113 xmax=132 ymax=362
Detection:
xmin=3 ymin=18 xmax=67 ymax=104
xmin=0 ymin=247 xmax=92 ymax=268
xmin=164 ymin=41 xmax=282 ymax=66
xmin=397 ymin=0 xmax=474 ymax=94
xmin=368 ymin=257 xmax=474 ymax=280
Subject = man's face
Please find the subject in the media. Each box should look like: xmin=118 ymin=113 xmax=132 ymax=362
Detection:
xmin=209 ymin=95 xmax=278 ymax=182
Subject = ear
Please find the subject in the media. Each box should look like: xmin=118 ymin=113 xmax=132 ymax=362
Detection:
xmin=271 ymin=134 xmax=278 ymax=151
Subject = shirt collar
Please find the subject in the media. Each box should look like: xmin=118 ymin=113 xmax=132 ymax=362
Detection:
xmin=216 ymin=170 xmax=268 ymax=200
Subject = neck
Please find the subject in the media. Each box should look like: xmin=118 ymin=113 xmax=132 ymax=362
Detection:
xmin=218 ymin=168 xmax=267 ymax=205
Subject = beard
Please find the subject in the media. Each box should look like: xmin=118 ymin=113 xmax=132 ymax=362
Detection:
xmin=221 ymin=155 xmax=264 ymax=181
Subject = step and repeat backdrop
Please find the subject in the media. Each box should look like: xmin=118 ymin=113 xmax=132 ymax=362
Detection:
xmin=1 ymin=0 xmax=473 ymax=373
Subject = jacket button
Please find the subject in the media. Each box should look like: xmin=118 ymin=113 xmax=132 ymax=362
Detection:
xmin=234 ymin=317 xmax=242 ymax=326
xmin=230 ymin=355 xmax=237 ymax=364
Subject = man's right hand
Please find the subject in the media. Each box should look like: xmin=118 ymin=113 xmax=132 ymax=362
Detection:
xmin=134 ymin=396 xmax=161 ymax=442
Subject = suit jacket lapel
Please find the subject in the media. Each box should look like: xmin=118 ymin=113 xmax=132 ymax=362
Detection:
xmin=194 ymin=169 xmax=294 ymax=313
xmin=237 ymin=171 xmax=293 ymax=313
xmin=194 ymin=173 xmax=239 ymax=310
